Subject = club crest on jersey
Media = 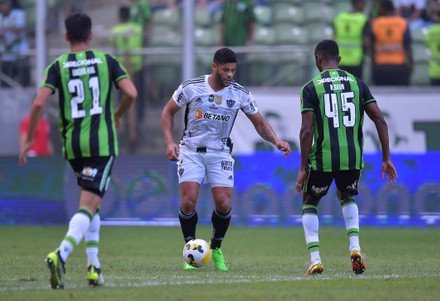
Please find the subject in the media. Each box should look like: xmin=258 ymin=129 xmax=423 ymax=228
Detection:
xmin=215 ymin=95 xmax=222 ymax=105
xmin=226 ymin=99 xmax=235 ymax=108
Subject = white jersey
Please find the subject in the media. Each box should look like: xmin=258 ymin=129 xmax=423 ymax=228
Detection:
xmin=172 ymin=75 xmax=258 ymax=152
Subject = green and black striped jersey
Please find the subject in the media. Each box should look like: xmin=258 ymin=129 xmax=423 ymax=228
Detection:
xmin=41 ymin=49 xmax=129 ymax=159
xmin=300 ymin=68 xmax=376 ymax=172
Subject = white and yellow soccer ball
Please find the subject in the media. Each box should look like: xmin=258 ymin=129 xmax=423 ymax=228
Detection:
xmin=183 ymin=239 xmax=212 ymax=268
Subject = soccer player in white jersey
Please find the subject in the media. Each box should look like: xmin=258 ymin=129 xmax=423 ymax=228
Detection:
xmin=162 ymin=48 xmax=291 ymax=270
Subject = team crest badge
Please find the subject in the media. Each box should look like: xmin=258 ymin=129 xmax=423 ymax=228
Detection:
xmin=226 ymin=99 xmax=235 ymax=108
xmin=179 ymin=169 xmax=184 ymax=177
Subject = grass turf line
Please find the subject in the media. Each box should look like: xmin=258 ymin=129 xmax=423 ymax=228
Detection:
xmin=0 ymin=226 xmax=439 ymax=301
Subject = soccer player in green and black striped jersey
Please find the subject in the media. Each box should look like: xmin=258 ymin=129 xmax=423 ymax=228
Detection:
xmin=296 ymin=40 xmax=397 ymax=276
xmin=19 ymin=12 xmax=137 ymax=289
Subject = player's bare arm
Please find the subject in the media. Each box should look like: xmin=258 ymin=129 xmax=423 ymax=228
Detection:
xmin=114 ymin=78 xmax=137 ymax=128
xmin=161 ymin=98 xmax=181 ymax=161
xmin=247 ymin=112 xmax=291 ymax=157
xmin=296 ymin=110 xmax=314 ymax=192
xmin=19 ymin=87 xmax=52 ymax=166
xmin=365 ymin=102 xmax=398 ymax=183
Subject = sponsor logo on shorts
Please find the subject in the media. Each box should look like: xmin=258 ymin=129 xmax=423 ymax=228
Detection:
xmin=346 ymin=180 xmax=358 ymax=191
xmin=81 ymin=166 xmax=98 ymax=181
xmin=179 ymin=168 xmax=184 ymax=177
xmin=221 ymin=160 xmax=233 ymax=171
xmin=311 ymin=185 xmax=329 ymax=195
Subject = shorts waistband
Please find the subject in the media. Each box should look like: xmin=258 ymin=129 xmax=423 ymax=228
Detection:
xmin=182 ymin=145 xmax=230 ymax=153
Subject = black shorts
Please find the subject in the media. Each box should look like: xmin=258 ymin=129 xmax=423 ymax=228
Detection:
xmin=304 ymin=167 xmax=361 ymax=199
xmin=68 ymin=156 xmax=115 ymax=197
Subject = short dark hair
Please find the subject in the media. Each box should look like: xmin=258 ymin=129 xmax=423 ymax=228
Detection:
xmin=65 ymin=12 xmax=92 ymax=44
xmin=315 ymin=39 xmax=339 ymax=61
xmin=213 ymin=48 xmax=237 ymax=65
xmin=380 ymin=0 xmax=394 ymax=13
xmin=351 ymin=0 xmax=365 ymax=7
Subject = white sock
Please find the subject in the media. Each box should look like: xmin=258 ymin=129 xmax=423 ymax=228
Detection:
xmin=342 ymin=202 xmax=361 ymax=252
xmin=59 ymin=212 xmax=91 ymax=262
xmin=85 ymin=213 xmax=101 ymax=269
xmin=303 ymin=212 xmax=320 ymax=262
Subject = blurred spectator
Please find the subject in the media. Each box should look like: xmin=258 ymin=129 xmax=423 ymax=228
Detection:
xmin=128 ymin=0 xmax=152 ymax=45
xmin=197 ymin=0 xmax=223 ymax=16
xmin=0 ymin=0 xmax=30 ymax=87
xmin=20 ymin=114 xmax=53 ymax=157
xmin=110 ymin=6 xmax=144 ymax=153
xmin=333 ymin=0 xmax=368 ymax=79
xmin=364 ymin=0 xmax=413 ymax=85
xmin=427 ymin=0 xmax=440 ymax=23
xmin=368 ymin=0 xmax=382 ymax=18
xmin=425 ymin=19 xmax=440 ymax=85
xmin=394 ymin=0 xmax=428 ymax=29
xmin=220 ymin=0 xmax=256 ymax=85
xmin=220 ymin=0 xmax=255 ymax=47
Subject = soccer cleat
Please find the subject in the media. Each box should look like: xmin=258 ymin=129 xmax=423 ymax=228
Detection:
xmin=304 ymin=260 xmax=324 ymax=276
xmin=211 ymin=248 xmax=228 ymax=271
xmin=45 ymin=249 xmax=65 ymax=289
xmin=183 ymin=262 xmax=198 ymax=270
xmin=87 ymin=265 xmax=104 ymax=286
xmin=351 ymin=250 xmax=366 ymax=274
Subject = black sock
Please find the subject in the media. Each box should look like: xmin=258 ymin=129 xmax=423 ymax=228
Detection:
xmin=210 ymin=208 xmax=231 ymax=249
xmin=179 ymin=209 xmax=198 ymax=243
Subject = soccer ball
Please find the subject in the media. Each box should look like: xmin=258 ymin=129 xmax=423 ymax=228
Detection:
xmin=183 ymin=239 xmax=212 ymax=268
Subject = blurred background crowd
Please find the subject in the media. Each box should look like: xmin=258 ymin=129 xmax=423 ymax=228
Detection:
xmin=1 ymin=0 xmax=439 ymax=155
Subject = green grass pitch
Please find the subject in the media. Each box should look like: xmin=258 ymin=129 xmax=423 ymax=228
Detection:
xmin=0 ymin=226 xmax=439 ymax=301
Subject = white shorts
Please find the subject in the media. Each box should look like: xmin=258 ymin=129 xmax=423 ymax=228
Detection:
xmin=177 ymin=150 xmax=235 ymax=188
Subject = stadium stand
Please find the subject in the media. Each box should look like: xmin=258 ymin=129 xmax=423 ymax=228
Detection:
xmin=410 ymin=27 xmax=431 ymax=85
xmin=6 ymin=0 xmax=434 ymax=89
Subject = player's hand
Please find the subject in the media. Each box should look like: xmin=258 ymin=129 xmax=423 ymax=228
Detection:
xmin=295 ymin=169 xmax=307 ymax=193
xmin=166 ymin=143 xmax=180 ymax=161
xmin=276 ymin=140 xmax=291 ymax=157
xmin=18 ymin=141 xmax=34 ymax=166
xmin=381 ymin=160 xmax=398 ymax=184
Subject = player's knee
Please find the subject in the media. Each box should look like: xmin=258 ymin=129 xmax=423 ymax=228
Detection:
xmin=180 ymin=198 xmax=197 ymax=213
xmin=214 ymin=198 xmax=231 ymax=214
